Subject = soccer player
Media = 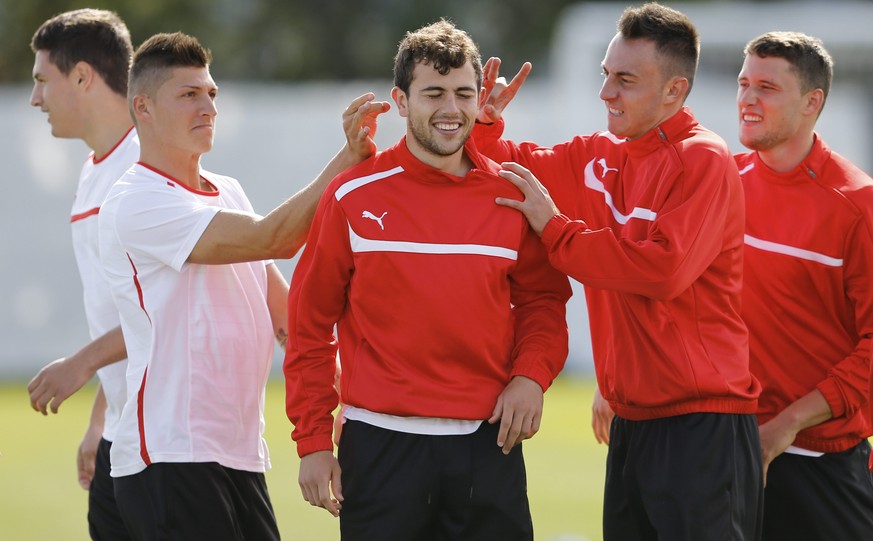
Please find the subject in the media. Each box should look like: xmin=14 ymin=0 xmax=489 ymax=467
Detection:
xmin=97 ymin=32 xmax=383 ymax=540
xmin=736 ymin=31 xmax=873 ymax=539
xmin=26 ymin=9 xmax=136 ymax=539
xmin=284 ymin=19 xmax=571 ymax=540
xmin=473 ymin=3 xmax=763 ymax=539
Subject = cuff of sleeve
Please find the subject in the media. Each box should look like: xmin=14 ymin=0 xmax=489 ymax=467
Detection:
xmin=816 ymin=378 xmax=845 ymax=418
xmin=510 ymin=354 xmax=556 ymax=393
xmin=541 ymin=214 xmax=572 ymax=248
xmin=295 ymin=434 xmax=334 ymax=459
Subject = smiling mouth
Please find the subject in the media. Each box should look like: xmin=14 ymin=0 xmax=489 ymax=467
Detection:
xmin=434 ymin=121 xmax=462 ymax=132
xmin=607 ymin=107 xmax=623 ymax=117
xmin=742 ymin=113 xmax=763 ymax=122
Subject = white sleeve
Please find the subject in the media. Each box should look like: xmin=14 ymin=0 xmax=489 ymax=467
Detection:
xmin=114 ymin=188 xmax=220 ymax=272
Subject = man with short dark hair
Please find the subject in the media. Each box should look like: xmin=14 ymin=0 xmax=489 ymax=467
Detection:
xmin=27 ymin=9 xmax=136 ymax=539
xmin=98 ymin=31 xmax=383 ymax=540
xmin=285 ymin=19 xmax=571 ymax=540
xmin=473 ymin=3 xmax=763 ymax=539
xmin=736 ymin=30 xmax=873 ymax=540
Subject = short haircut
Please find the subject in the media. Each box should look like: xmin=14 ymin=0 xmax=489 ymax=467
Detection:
xmin=129 ymin=32 xmax=212 ymax=102
xmin=744 ymin=31 xmax=833 ymax=111
xmin=618 ymin=2 xmax=700 ymax=95
xmin=30 ymin=8 xmax=132 ymax=97
xmin=393 ymin=19 xmax=482 ymax=95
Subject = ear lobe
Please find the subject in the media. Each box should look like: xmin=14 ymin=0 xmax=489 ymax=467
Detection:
xmin=132 ymin=95 xmax=151 ymax=121
xmin=73 ymin=62 xmax=93 ymax=89
xmin=391 ymin=86 xmax=409 ymax=118
xmin=804 ymin=88 xmax=825 ymax=117
xmin=665 ymin=77 xmax=689 ymax=104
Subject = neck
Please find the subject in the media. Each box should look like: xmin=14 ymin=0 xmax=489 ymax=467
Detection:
xmin=405 ymin=139 xmax=473 ymax=177
xmin=139 ymin=145 xmax=205 ymax=190
xmin=83 ymin=96 xmax=133 ymax=160
xmin=757 ymin=131 xmax=816 ymax=174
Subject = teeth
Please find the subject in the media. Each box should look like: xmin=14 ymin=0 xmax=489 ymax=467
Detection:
xmin=435 ymin=122 xmax=461 ymax=130
xmin=743 ymin=114 xmax=762 ymax=122
xmin=608 ymin=107 xmax=622 ymax=116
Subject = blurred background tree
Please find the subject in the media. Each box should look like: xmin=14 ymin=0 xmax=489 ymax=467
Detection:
xmin=0 ymin=0 xmax=583 ymax=83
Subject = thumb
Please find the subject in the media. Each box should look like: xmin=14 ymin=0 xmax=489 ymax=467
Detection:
xmin=488 ymin=395 xmax=504 ymax=424
xmin=332 ymin=463 xmax=344 ymax=502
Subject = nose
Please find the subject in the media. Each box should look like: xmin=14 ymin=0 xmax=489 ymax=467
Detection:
xmin=441 ymin=94 xmax=460 ymax=114
xmin=201 ymin=94 xmax=217 ymax=117
xmin=737 ymin=85 xmax=755 ymax=108
xmin=599 ymin=76 xmax=615 ymax=102
xmin=30 ymin=83 xmax=42 ymax=107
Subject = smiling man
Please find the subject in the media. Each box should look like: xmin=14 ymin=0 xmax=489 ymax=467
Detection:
xmin=96 ymin=32 xmax=385 ymax=540
xmin=735 ymin=31 xmax=873 ymax=540
xmin=284 ymin=19 xmax=571 ymax=540
xmin=472 ymin=3 xmax=763 ymax=540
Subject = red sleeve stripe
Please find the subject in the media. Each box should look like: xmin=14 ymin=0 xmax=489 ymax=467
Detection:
xmin=70 ymin=207 xmax=100 ymax=223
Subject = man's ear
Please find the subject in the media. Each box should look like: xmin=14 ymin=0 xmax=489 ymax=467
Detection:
xmin=131 ymin=94 xmax=151 ymax=123
xmin=664 ymin=76 xmax=689 ymax=105
xmin=72 ymin=61 xmax=94 ymax=89
xmin=803 ymin=88 xmax=825 ymax=118
xmin=391 ymin=86 xmax=408 ymax=118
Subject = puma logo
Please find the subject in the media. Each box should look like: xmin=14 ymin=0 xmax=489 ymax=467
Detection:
xmin=362 ymin=210 xmax=388 ymax=230
xmin=597 ymin=158 xmax=619 ymax=177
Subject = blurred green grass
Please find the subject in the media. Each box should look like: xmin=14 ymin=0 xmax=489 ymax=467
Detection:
xmin=0 ymin=376 xmax=605 ymax=541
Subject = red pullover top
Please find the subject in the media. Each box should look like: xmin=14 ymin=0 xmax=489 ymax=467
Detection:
xmin=737 ymin=135 xmax=873 ymax=453
xmin=474 ymin=107 xmax=760 ymax=420
xmin=285 ymin=137 xmax=572 ymax=457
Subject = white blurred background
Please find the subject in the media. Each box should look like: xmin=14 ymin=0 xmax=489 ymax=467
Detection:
xmin=1 ymin=1 xmax=872 ymax=379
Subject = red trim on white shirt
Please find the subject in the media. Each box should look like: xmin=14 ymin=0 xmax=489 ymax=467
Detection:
xmin=137 ymin=367 xmax=151 ymax=466
xmin=92 ymin=126 xmax=136 ymax=165
xmin=137 ymin=162 xmax=219 ymax=196
xmin=70 ymin=207 xmax=100 ymax=223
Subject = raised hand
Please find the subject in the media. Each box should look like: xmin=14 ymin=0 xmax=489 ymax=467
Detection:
xmin=478 ymin=57 xmax=532 ymax=124
xmin=343 ymin=92 xmax=391 ymax=160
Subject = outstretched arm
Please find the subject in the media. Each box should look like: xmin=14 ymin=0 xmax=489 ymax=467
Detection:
xmin=188 ymin=93 xmax=391 ymax=265
xmin=27 ymin=326 xmax=126 ymax=415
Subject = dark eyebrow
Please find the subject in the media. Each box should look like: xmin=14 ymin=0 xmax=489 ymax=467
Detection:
xmin=421 ymin=85 xmax=477 ymax=93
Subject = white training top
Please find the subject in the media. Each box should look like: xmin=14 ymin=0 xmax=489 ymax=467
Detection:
xmin=98 ymin=162 xmax=274 ymax=478
xmin=72 ymin=126 xmax=138 ymax=442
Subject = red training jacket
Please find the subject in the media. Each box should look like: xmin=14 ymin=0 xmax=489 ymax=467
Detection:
xmin=474 ymin=107 xmax=760 ymax=420
xmin=285 ymin=137 xmax=572 ymax=457
xmin=737 ymin=135 xmax=873 ymax=453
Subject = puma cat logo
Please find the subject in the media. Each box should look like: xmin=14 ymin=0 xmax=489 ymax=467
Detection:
xmin=597 ymin=158 xmax=619 ymax=177
xmin=362 ymin=210 xmax=388 ymax=230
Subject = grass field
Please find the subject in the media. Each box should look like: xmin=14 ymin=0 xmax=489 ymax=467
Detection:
xmin=0 ymin=375 xmax=606 ymax=541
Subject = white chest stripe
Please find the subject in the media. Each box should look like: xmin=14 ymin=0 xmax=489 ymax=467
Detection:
xmin=335 ymin=166 xmax=405 ymax=201
xmin=744 ymin=234 xmax=843 ymax=267
xmin=583 ymin=159 xmax=657 ymax=224
xmin=348 ymin=225 xmax=518 ymax=261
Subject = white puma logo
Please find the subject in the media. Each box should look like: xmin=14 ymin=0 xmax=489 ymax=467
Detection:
xmin=362 ymin=210 xmax=388 ymax=230
xmin=597 ymin=158 xmax=619 ymax=177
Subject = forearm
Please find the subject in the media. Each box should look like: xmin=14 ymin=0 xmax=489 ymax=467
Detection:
xmin=87 ymin=384 xmax=108 ymax=433
xmin=772 ymin=389 xmax=833 ymax=434
xmin=71 ymin=326 xmax=127 ymax=375
xmin=261 ymin=145 xmax=362 ymax=259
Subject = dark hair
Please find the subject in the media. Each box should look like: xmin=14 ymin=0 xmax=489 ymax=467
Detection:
xmin=31 ymin=9 xmax=132 ymax=97
xmin=744 ymin=31 xmax=833 ymax=110
xmin=129 ymin=32 xmax=212 ymax=99
xmin=393 ymin=19 xmax=482 ymax=94
xmin=618 ymin=2 xmax=699 ymax=94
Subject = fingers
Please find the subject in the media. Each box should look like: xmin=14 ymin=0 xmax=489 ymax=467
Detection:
xmin=498 ymin=408 xmax=539 ymax=455
xmin=343 ymin=92 xmax=376 ymax=117
xmin=77 ymin=448 xmax=96 ymax=490
xmin=504 ymin=62 xmax=532 ymax=99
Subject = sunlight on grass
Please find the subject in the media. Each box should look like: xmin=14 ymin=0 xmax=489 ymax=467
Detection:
xmin=0 ymin=376 xmax=606 ymax=540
